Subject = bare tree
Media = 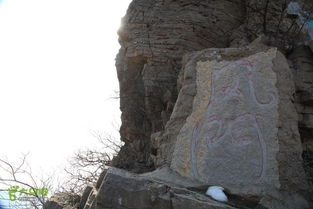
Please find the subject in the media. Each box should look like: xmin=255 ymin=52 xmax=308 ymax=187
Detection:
xmin=0 ymin=153 xmax=53 ymax=209
xmin=60 ymin=131 xmax=123 ymax=194
xmin=0 ymin=128 xmax=123 ymax=207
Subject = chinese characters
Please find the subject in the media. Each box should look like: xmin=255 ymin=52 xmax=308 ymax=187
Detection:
xmin=8 ymin=186 xmax=48 ymax=201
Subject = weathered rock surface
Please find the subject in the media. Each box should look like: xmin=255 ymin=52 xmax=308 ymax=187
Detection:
xmin=169 ymin=45 xmax=309 ymax=199
xmin=114 ymin=0 xmax=246 ymax=170
xmin=44 ymin=193 xmax=81 ymax=209
xmin=114 ymin=0 xmax=313 ymax=175
xmin=49 ymin=165 xmax=311 ymax=209
xmin=64 ymin=44 xmax=312 ymax=209
xmin=91 ymin=167 xmax=264 ymax=209
xmin=44 ymin=200 xmax=63 ymax=209
xmin=288 ymin=45 xmax=313 ymax=186
xmin=47 ymin=1 xmax=313 ymax=209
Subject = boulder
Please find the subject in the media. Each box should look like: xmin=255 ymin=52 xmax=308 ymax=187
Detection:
xmin=96 ymin=167 xmax=244 ymax=209
xmin=170 ymin=45 xmax=309 ymax=197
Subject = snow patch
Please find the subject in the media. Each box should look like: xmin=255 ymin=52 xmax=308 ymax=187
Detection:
xmin=205 ymin=186 xmax=228 ymax=202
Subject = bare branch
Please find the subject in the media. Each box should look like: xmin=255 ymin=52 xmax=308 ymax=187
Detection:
xmin=0 ymin=154 xmax=53 ymax=208
xmin=60 ymin=131 xmax=122 ymax=194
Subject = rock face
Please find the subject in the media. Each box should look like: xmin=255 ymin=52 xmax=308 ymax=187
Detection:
xmin=114 ymin=0 xmax=246 ymax=170
xmin=114 ymin=0 xmax=313 ymax=175
xmin=170 ymin=45 xmax=309 ymax=197
xmin=76 ymin=44 xmax=311 ymax=209
xmin=89 ymin=167 xmax=260 ymax=209
xmin=47 ymin=1 xmax=313 ymax=209
xmin=289 ymin=46 xmax=313 ymax=184
xmin=44 ymin=193 xmax=81 ymax=209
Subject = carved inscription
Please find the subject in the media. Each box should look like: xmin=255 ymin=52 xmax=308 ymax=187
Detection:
xmin=171 ymin=51 xmax=279 ymax=188
xmin=190 ymin=60 xmax=276 ymax=182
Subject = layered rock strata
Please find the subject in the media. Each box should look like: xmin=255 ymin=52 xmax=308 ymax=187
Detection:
xmin=114 ymin=0 xmax=245 ymax=170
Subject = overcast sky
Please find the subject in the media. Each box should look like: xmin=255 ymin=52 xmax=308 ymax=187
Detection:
xmin=0 ymin=0 xmax=131 ymax=192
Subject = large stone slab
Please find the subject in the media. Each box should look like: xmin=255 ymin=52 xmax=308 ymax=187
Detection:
xmin=170 ymin=46 xmax=309 ymax=197
xmin=95 ymin=167 xmax=239 ymax=209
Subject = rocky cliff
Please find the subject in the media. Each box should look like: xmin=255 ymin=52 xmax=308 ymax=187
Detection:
xmin=112 ymin=0 xmax=246 ymax=171
xmin=45 ymin=0 xmax=313 ymax=209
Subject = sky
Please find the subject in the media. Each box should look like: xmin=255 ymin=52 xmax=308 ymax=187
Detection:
xmin=0 ymin=0 xmax=132 ymax=197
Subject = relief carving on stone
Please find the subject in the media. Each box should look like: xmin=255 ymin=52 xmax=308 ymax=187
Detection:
xmin=172 ymin=52 xmax=279 ymax=186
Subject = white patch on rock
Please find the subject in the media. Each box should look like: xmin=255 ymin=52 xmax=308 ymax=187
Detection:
xmin=205 ymin=186 xmax=228 ymax=202
xmin=118 ymin=197 xmax=122 ymax=205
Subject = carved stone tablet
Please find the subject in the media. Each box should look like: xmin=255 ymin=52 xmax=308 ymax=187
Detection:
xmin=171 ymin=47 xmax=308 ymax=195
